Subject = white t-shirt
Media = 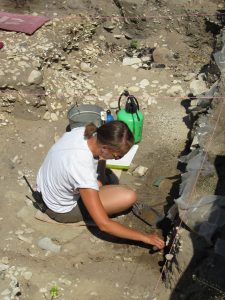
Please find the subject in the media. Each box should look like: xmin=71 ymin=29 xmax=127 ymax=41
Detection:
xmin=36 ymin=127 xmax=99 ymax=213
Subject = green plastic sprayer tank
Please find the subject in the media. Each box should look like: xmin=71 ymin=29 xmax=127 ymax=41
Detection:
xmin=116 ymin=90 xmax=144 ymax=143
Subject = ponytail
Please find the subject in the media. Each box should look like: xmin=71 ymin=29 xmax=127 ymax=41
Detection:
xmin=84 ymin=123 xmax=97 ymax=139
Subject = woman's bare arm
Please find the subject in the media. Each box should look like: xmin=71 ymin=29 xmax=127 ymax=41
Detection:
xmin=79 ymin=188 xmax=165 ymax=249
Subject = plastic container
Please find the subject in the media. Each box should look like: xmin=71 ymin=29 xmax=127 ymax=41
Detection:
xmin=117 ymin=109 xmax=144 ymax=143
xmin=117 ymin=91 xmax=144 ymax=143
xmin=106 ymin=110 xmax=114 ymax=122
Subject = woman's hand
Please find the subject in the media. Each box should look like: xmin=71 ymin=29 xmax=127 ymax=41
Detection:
xmin=142 ymin=233 xmax=165 ymax=249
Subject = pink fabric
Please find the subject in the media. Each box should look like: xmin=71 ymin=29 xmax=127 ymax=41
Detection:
xmin=0 ymin=11 xmax=50 ymax=35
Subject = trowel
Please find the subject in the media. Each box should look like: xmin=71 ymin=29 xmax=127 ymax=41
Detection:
xmin=132 ymin=202 xmax=164 ymax=227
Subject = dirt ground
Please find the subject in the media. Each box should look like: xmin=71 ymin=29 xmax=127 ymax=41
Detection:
xmin=0 ymin=1 xmax=224 ymax=300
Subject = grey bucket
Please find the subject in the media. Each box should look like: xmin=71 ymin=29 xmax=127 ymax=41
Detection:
xmin=67 ymin=104 xmax=104 ymax=129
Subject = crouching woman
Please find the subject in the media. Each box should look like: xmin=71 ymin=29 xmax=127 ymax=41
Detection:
xmin=36 ymin=121 xmax=164 ymax=249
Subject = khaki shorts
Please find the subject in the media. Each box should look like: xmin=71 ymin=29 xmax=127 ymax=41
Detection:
xmin=45 ymin=198 xmax=91 ymax=223
xmin=34 ymin=189 xmax=91 ymax=223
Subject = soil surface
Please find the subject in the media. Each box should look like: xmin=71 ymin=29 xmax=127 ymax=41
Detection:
xmin=0 ymin=1 xmax=224 ymax=300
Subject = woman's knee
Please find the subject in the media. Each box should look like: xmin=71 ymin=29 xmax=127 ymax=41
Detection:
xmin=124 ymin=188 xmax=137 ymax=206
xmin=99 ymin=184 xmax=137 ymax=207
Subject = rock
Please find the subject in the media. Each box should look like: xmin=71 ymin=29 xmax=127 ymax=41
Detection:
xmin=139 ymin=79 xmax=150 ymax=88
xmin=147 ymin=96 xmax=157 ymax=105
xmin=1 ymin=289 xmax=11 ymax=296
xmin=198 ymin=73 xmax=207 ymax=81
xmin=25 ymin=228 xmax=34 ymax=234
xmin=190 ymin=99 xmax=198 ymax=107
xmin=131 ymin=64 xmax=139 ymax=69
xmin=114 ymin=34 xmax=124 ymax=39
xmin=142 ymin=63 xmax=148 ymax=69
xmin=56 ymin=89 xmax=64 ymax=99
xmin=18 ymin=61 xmax=30 ymax=68
xmin=122 ymin=57 xmax=142 ymax=66
xmin=37 ymin=237 xmax=61 ymax=253
xmin=28 ymin=70 xmax=43 ymax=85
xmin=123 ymin=257 xmax=133 ymax=262
xmin=11 ymin=155 xmax=19 ymax=164
xmin=189 ymin=79 xmax=209 ymax=96
xmin=152 ymin=47 xmax=173 ymax=64
xmin=165 ymin=253 xmax=174 ymax=261
xmin=1 ymin=257 xmax=9 ymax=264
xmin=103 ymin=22 xmax=115 ymax=32
xmin=124 ymin=32 xmax=133 ymax=40
xmin=12 ymin=286 xmax=21 ymax=297
xmin=141 ymin=56 xmax=151 ymax=62
xmin=99 ymin=35 xmax=105 ymax=41
xmin=40 ymin=288 xmax=48 ymax=293
xmin=129 ymin=86 xmax=140 ymax=93
xmin=59 ymin=278 xmax=72 ymax=286
xmin=80 ymin=62 xmax=92 ymax=72
xmin=166 ymin=85 xmax=184 ymax=97
xmin=132 ymin=166 xmax=148 ymax=177
xmin=0 ymin=263 xmax=9 ymax=271
xmin=190 ymin=135 xmax=199 ymax=150
xmin=17 ymin=234 xmax=33 ymax=244
xmin=184 ymin=73 xmax=196 ymax=81
xmin=160 ymin=84 xmax=170 ymax=90
xmin=218 ymin=3 xmax=224 ymax=8
xmin=23 ymin=271 xmax=32 ymax=280
xmin=43 ymin=111 xmax=51 ymax=120
xmin=50 ymin=113 xmax=58 ymax=121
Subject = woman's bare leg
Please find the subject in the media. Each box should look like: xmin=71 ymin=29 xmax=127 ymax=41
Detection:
xmin=98 ymin=185 xmax=137 ymax=215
